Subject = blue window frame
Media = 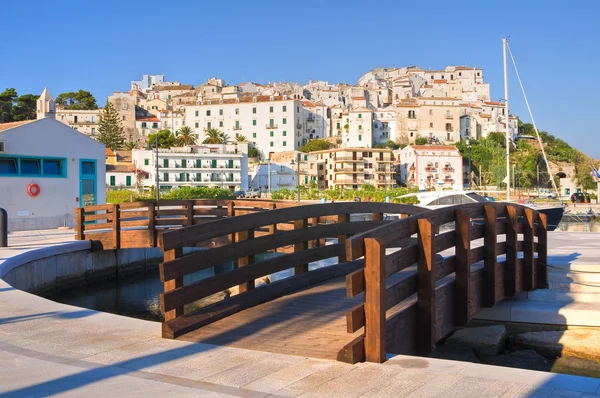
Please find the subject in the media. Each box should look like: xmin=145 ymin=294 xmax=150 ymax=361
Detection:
xmin=0 ymin=155 xmax=67 ymax=178
xmin=80 ymin=159 xmax=97 ymax=207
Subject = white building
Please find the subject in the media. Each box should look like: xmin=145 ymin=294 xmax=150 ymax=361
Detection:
xmin=0 ymin=89 xmax=106 ymax=230
xmin=132 ymin=143 xmax=249 ymax=191
xmin=185 ymin=95 xmax=305 ymax=159
xmin=395 ymin=145 xmax=463 ymax=190
xmin=248 ymin=162 xmax=298 ymax=192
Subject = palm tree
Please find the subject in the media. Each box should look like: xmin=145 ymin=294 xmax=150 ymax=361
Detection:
xmin=235 ymin=133 xmax=247 ymax=142
xmin=176 ymin=126 xmax=196 ymax=146
xmin=123 ymin=141 xmax=138 ymax=150
xmin=202 ymin=128 xmax=230 ymax=144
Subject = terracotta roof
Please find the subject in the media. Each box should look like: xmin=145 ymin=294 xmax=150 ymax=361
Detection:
xmin=302 ymin=101 xmax=315 ymax=107
xmin=0 ymin=120 xmax=32 ymax=132
xmin=105 ymin=148 xmax=116 ymax=157
xmin=136 ymin=116 xmax=160 ymax=122
xmin=106 ymin=164 xmax=137 ymax=173
xmin=116 ymin=150 xmax=132 ymax=163
xmin=153 ymin=85 xmax=194 ymax=91
xmin=433 ymin=79 xmax=447 ymax=84
xmin=351 ymin=97 xmax=366 ymax=100
xmin=454 ymin=66 xmax=478 ymax=70
xmin=484 ymin=101 xmax=502 ymax=105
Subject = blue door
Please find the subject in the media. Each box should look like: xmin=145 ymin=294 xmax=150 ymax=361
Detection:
xmin=80 ymin=159 xmax=97 ymax=207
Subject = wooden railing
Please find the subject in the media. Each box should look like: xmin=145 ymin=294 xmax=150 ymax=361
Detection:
xmin=158 ymin=202 xmax=428 ymax=339
xmin=339 ymin=202 xmax=548 ymax=363
xmin=74 ymin=199 xmax=304 ymax=250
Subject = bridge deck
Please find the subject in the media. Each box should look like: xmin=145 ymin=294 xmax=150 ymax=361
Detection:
xmin=178 ymin=276 xmax=363 ymax=360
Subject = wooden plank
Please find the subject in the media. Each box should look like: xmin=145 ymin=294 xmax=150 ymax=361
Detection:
xmin=148 ymin=203 xmax=156 ymax=247
xmin=470 ymin=246 xmax=485 ymax=263
xmin=483 ymin=205 xmax=497 ymax=307
xmin=385 ymin=273 xmax=417 ymax=310
xmin=156 ymin=209 xmax=188 ymax=216
xmin=337 ymin=214 xmax=350 ymax=263
xmin=75 ymin=208 xmax=84 ymax=240
xmin=161 ymin=244 xmax=345 ymax=313
xmin=237 ymin=229 xmax=255 ymax=292
xmin=119 ymin=210 xmax=149 ymax=219
xmin=434 ymin=230 xmax=456 ymax=253
xmin=337 ymin=335 xmax=365 ymax=364
xmin=416 ymin=218 xmax=436 ymax=356
xmin=155 ymin=219 xmax=187 ymax=226
xmin=435 ymin=256 xmax=455 ymax=281
xmin=81 ymin=203 xmax=113 ymax=212
xmin=346 ymin=269 xmax=365 ymax=298
xmin=454 ymin=209 xmax=471 ymax=326
xmin=385 ymin=244 xmax=417 ymax=278
xmin=470 ymin=224 xmax=484 ymax=240
xmin=163 ymin=248 xmax=183 ymax=324
xmin=523 ymin=209 xmax=536 ymax=290
xmin=162 ymin=259 xmax=363 ymax=339
xmin=346 ymin=304 xmax=365 ymax=333
xmin=193 ymin=208 xmax=228 ymax=216
xmin=112 ymin=204 xmax=120 ymax=249
xmin=505 ymin=205 xmax=518 ymax=297
xmin=83 ymin=212 xmax=112 ymax=221
xmin=363 ymin=237 xmax=386 ymax=363
xmin=496 ymin=242 xmax=507 ymax=255
xmin=294 ymin=219 xmax=309 ymax=275
xmin=537 ymin=213 xmax=548 ymax=288
xmin=83 ymin=221 xmax=112 ymax=231
xmin=120 ymin=230 xmax=151 ymax=248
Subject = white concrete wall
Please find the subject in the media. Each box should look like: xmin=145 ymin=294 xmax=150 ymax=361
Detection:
xmin=0 ymin=118 xmax=106 ymax=231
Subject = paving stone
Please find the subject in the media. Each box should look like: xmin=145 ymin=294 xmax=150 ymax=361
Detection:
xmin=429 ymin=345 xmax=480 ymax=363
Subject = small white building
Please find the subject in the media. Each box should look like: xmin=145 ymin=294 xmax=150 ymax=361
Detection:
xmin=395 ymin=145 xmax=463 ymax=191
xmin=0 ymin=88 xmax=106 ymax=230
xmin=132 ymin=143 xmax=249 ymax=191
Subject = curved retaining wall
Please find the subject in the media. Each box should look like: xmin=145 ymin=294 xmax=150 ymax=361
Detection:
xmin=0 ymin=242 xmax=164 ymax=295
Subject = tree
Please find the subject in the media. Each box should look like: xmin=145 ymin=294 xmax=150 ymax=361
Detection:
xmin=147 ymin=129 xmax=176 ymax=148
xmin=0 ymin=88 xmax=18 ymax=122
xmin=235 ymin=133 xmax=247 ymax=142
xmin=12 ymin=94 xmax=39 ymax=121
xmin=385 ymin=140 xmax=398 ymax=150
xmin=96 ymin=102 xmax=125 ymax=150
xmin=202 ymin=128 xmax=228 ymax=144
xmin=300 ymin=139 xmax=334 ymax=153
xmin=415 ymin=137 xmax=428 ymax=145
xmin=248 ymin=146 xmax=260 ymax=158
xmin=55 ymin=90 xmax=98 ymax=110
xmin=176 ymin=126 xmax=197 ymax=146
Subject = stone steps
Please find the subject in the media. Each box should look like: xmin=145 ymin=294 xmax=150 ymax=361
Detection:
xmin=526 ymin=289 xmax=600 ymax=303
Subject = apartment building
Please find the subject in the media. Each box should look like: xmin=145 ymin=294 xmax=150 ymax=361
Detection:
xmin=132 ymin=143 xmax=248 ymax=191
xmin=395 ymin=98 xmax=462 ymax=144
xmin=56 ymin=108 xmax=101 ymax=137
xmin=373 ymin=107 xmax=397 ymax=145
xmin=184 ymin=95 xmax=305 ymax=159
xmin=311 ymin=148 xmax=395 ymax=190
xmin=107 ymin=92 xmax=137 ymax=142
xmin=396 ymin=145 xmax=463 ymax=190
xmin=105 ymin=149 xmax=140 ymax=189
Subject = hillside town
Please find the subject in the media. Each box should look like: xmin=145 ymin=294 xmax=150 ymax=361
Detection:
xmin=1 ymin=66 xmax=529 ymax=198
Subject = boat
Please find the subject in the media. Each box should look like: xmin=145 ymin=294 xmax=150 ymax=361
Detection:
xmin=392 ymin=191 xmax=564 ymax=231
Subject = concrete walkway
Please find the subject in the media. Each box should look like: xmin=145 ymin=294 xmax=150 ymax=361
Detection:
xmin=1 ymin=230 xmax=600 ymax=397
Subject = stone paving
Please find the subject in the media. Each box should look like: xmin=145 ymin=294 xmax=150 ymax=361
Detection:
xmin=1 ymin=229 xmax=600 ymax=397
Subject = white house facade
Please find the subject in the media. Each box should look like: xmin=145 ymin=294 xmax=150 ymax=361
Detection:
xmin=395 ymin=145 xmax=463 ymax=191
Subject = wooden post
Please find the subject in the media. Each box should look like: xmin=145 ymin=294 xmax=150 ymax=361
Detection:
xmin=537 ymin=213 xmax=548 ymax=288
xmin=372 ymin=212 xmax=383 ymax=221
xmin=417 ymin=218 xmax=436 ymax=355
xmin=148 ymin=203 xmax=156 ymax=247
xmin=505 ymin=205 xmax=518 ymax=297
xmin=309 ymin=217 xmax=319 ymax=248
xmin=454 ymin=209 xmax=471 ymax=326
xmin=186 ymin=200 xmax=194 ymax=226
xmin=523 ymin=208 xmax=536 ymax=290
xmin=268 ymin=203 xmax=277 ymax=236
xmin=75 ymin=208 xmax=84 ymax=240
xmin=163 ymin=248 xmax=184 ymax=321
xmin=337 ymin=214 xmax=350 ymax=263
xmin=483 ymin=205 xmax=497 ymax=307
xmin=112 ymin=204 xmax=120 ymax=250
xmin=237 ymin=228 xmax=255 ymax=292
xmin=227 ymin=201 xmax=235 ymax=244
xmin=364 ymin=237 xmax=386 ymax=363
xmin=294 ymin=219 xmax=309 ymax=275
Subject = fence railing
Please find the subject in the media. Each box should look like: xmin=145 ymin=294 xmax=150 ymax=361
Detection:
xmin=74 ymin=199 xmax=305 ymax=249
xmin=339 ymin=202 xmax=548 ymax=363
xmin=158 ymin=202 xmax=428 ymax=339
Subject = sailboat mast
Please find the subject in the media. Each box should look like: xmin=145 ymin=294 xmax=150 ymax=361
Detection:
xmin=503 ymin=37 xmax=511 ymax=201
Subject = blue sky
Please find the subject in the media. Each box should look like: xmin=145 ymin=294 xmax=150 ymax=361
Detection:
xmin=2 ymin=0 xmax=599 ymax=157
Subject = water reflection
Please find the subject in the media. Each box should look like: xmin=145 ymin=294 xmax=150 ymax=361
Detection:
xmin=555 ymin=220 xmax=600 ymax=232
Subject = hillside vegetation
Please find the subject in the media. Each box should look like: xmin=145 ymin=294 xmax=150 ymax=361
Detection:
xmin=454 ymin=121 xmax=598 ymax=190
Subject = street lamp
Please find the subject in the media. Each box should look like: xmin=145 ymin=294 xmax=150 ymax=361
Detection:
xmin=466 ymin=138 xmax=472 ymax=190
xmin=290 ymin=153 xmax=301 ymax=203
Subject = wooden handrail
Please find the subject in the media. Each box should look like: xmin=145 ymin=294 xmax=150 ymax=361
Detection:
xmin=340 ymin=202 xmax=549 ymax=364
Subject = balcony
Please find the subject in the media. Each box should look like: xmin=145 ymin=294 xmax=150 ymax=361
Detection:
xmin=443 ymin=166 xmax=454 ymax=172
xmin=408 ymin=115 xmax=416 ymax=119
xmin=444 ymin=178 xmax=454 ymax=183
xmin=306 ymin=116 xmax=315 ymax=122
xmin=266 ymin=124 xmax=278 ymax=129
xmin=233 ymin=126 xmax=242 ymax=130
xmin=425 ymin=166 xmax=437 ymax=172
xmin=70 ymin=120 xmax=97 ymax=125
xmin=335 ymin=178 xmax=364 ymax=185
xmin=334 ymin=167 xmax=364 ymax=173
xmin=445 ymin=114 xmax=454 ymax=119
xmin=335 ymin=155 xmax=363 ymax=162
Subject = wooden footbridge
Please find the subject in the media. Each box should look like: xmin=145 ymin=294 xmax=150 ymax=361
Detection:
xmin=75 ymin=199 xmax=548 ymax=363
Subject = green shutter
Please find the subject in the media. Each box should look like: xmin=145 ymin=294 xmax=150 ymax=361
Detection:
xmin=270 ymin=131 xmax=274 ymax=137
xmin=283 ymin=141 xmax=287 ymax=146
xmin=144 ymin=159 xmax=149 ymax=166
xmin=110 ymin=176 xmax=115 ymax=186
xmin=359 ymin=135 xmax=362 ymax=141
xmin=163 ymin=159 xmax=168 ymax=167
xmin=211 ymin=159 xmax=216 ymax=168
xmin=283 ymin=118 xmax=287 ymax=125
xmin=228 ymin=159 xmax=233 ymax=168
xmin=283 ymin=105 xmax=287 ymax=112
xmin=253 ymin=120 xmax=256 ymax=126
xmin=181 ymin=159 xmax=186 ymax=168
xmin=229 ymin=173 xmax=233 ymax=181
xmin=196 ymin=173 xmax=201 ymax=181
xmin=163 ymin=173 xmax=169 ymax=181
xmin=253 ymin=133 xmax=256 ymax=138
xmin=283 ymin=131 xmax=286 ymax=136
xmin=126 ymin=176 xmax=131 ymax=186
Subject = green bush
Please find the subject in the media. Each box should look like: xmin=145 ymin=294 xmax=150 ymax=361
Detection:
xmin=106 ymin=186 xmax=234 ymax=204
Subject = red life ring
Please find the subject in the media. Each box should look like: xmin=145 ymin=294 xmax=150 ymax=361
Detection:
xmin=27 ymin=183 xmax=40 ymax=197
